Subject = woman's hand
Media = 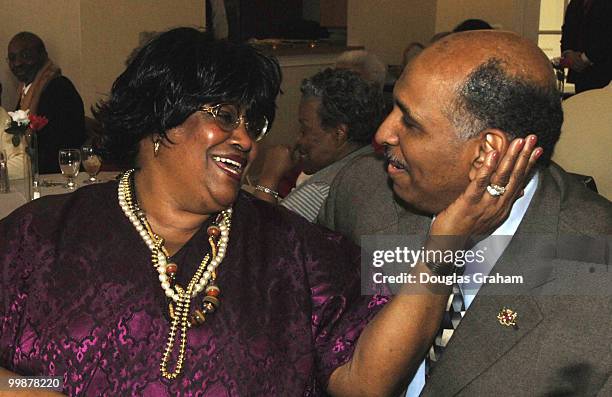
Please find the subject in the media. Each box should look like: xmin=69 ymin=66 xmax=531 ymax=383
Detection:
xmin=258 ymin=144 xmax=299 ymax=187
xmin=431 ymin=134 xmax=542 ymax=242
xmin=253 ymin=144 xmax=300 ymax=203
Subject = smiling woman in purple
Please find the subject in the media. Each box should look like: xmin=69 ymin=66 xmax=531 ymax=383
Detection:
xmin=0 ymin=27 xmax=537 ymax=396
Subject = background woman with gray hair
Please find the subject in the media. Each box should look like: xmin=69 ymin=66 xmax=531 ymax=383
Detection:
xmin=254 ymin=67 xmax=384 ymax=222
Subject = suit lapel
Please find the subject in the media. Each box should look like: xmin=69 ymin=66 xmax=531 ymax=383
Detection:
xmin=422 ymin=169 xmax=561 ymax=395
xmin=422 ymin=293 xmax=544 ymax=395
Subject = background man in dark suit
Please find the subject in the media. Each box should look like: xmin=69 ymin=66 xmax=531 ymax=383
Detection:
xmin=561 ymin=0 xmax=612 ymax=93
xmin=321 ymin=30 xmax=611 ymax=395
xmin=7 ymin=32 xmax=86 ymax=174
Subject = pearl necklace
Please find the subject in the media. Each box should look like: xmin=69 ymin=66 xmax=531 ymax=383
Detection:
xmin=118 ymin=169 xmax=232 ymax=379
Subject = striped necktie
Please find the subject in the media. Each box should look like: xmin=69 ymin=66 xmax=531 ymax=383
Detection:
xmin=425 ymin=283 xmax=466 ymax=377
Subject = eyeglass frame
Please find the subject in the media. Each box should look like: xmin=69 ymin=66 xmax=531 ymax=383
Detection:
xmin=199 ymin=103 xmax=269 ymax=142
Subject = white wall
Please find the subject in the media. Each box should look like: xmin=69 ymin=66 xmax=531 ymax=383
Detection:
xmin=554 ymin=85 xmax=612 ymax=200
xmin=435 ymin=0 xmax=540 ymax=42
xmin=80 ymin=0 xmax=205 ymax=114
xmin=347 ymin=0 xmax=437 ymax=66
xmin=347 ymin=0 xmax=540 ymax=68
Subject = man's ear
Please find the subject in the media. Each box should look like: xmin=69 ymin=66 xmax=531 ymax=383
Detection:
xmin=468 ymin=129 xmax=509 ymax=181
xmin=333 ymin=123 xmax=349 ymax=146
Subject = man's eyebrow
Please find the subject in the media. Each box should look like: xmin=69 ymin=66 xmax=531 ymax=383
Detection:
xmin=394 ymin=98 xmax=423 ymax=127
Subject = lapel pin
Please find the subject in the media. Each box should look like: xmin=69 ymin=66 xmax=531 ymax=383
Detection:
xmin=497 ymin=307 xmax=518 ymax=329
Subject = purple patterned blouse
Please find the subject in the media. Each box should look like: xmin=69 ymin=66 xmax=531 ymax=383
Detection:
xmin=0 ymin=182 xmax=387 ymax=396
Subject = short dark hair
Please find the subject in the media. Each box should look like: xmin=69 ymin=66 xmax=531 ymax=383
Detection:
xmin=448 ymin=58 xmax=563 ymax=166
xmin=301 ymin=68 xmax=384 ymax=143
xmin=10 ymin=32 xmax=47 ymax=55
xmin=93 ymin=27 xmax=281 ymax=165
xmin=453 ymin=19 xmax=493 ymax=32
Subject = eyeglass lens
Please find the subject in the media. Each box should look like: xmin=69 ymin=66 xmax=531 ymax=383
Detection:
xmin=211 ymin=104 xmax=267 ymax=141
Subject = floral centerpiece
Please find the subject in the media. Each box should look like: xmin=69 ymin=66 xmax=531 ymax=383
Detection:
xmin=5 ymin=110 xmax=48 ymax=147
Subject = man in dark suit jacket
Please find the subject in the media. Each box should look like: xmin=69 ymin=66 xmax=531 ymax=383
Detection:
xmin=561 ymin=0 xmax=612 ymax=93
xmin=8 ymin=32 xmax=86 ymax=174
xmin=320 ymin=31 xmax=611 ymax=395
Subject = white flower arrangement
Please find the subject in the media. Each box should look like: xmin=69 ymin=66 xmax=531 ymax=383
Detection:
xmin=8 ymin=109 xmax=31 ymax=127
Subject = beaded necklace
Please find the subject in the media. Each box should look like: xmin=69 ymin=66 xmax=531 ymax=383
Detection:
xmin=118 ymin=169 xmax=232 ymax=379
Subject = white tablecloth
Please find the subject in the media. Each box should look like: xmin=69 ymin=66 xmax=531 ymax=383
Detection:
xmin=0 ymin=172 xmax=119 ymax=220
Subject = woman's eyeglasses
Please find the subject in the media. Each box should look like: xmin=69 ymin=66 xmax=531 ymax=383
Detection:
xmin=199 ymin=104 xmax=269 ymax=142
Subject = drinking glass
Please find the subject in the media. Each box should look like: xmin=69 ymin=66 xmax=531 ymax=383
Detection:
xmin=58 ymin=149 xmax=81 ymax=189
xmin=81 ymin=145 xmax=102 ymax=183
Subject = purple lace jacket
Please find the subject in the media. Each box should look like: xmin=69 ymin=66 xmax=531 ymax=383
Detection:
xmin=0 ymin=182 xmax=387 ymax=396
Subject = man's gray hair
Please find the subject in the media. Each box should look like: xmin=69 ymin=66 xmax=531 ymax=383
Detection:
xmin=447 ymin=58 xmax=562 ymax=166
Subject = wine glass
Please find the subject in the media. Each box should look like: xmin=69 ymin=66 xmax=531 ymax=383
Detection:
xmin=58 ymin=149 xmax=81 ymax=189
xmin=81 ymin=145 xmax=102 ymax=183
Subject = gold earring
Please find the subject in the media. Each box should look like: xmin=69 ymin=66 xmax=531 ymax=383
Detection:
xmin=153 ymin=138 xmax=161 ymax=157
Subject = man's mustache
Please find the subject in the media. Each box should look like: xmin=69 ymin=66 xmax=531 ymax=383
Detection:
xmin=384 ymin=147 xmax=408 ymax=169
